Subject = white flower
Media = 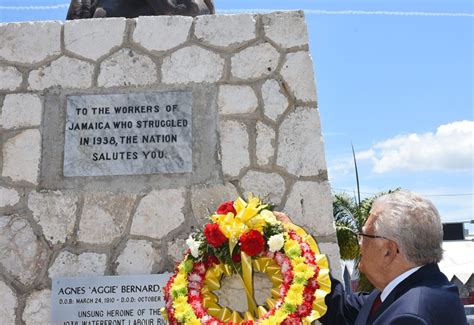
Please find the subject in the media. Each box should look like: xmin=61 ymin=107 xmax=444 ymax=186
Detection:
xmin=268 ymin=233 xmax=285 ymax=252
xmin=186 ymin=235 xmax=202 ymax=258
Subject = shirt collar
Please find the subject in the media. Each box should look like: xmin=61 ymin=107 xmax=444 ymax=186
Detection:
xmin=381 ymin=265 xmax=423 ymax=302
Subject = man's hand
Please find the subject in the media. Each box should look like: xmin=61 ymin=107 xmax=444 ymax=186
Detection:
xmin=273 ymin=211 xmax=293 ymax=224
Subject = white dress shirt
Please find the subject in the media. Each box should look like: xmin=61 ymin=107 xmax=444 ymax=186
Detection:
xmin=381 ymin=266 xmax=423 ymax=302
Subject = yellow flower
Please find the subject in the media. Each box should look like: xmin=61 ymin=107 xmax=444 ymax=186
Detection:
xmin=213 ymin=213 xmax=247 ymax=240
xmin=235 ymin=195 xmax=264 ymax=222
xmin=210 ymin=195 xmax=268 ymax=240
xmin=291 ymin=256 xmax=306 ymax=265
xmin=291 ymin=283 xmax=305 ymax=296
xmin=273 ymin=309 xmax=288 ymax=323
xmin=174 ymin=310 xmax=186 ymax=321
xmin=285 ymin=285 xmax=304 ymax=305
xmin=186 ymin=316 xmax=201 ymax=325
xmin=246 ymin=214 xmax=266 ymax=233
xmin=173 ymin=296 xmax=191 ymax=320
xmin=174 ymin=296 xmax=188 ymax=306
xmin=284 ymin=239 xmax=300 ymax=252
xmin=173 ymin=273 xmax=187 ymax=288
xmin=304 ymin=267 xmax=315 ymax=279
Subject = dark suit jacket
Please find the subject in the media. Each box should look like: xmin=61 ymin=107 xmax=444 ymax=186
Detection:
xmin=320 ymin=263 xmax=467 ymax=324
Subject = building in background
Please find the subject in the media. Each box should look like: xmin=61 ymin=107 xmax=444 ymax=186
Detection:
xmin=440 ymin=221 xmax=474 ymax=306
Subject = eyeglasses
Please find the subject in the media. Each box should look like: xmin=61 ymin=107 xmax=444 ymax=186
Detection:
xmin=347 ymin=229 xmax=391 ymax=243
xmin=347 ymin=229 xmax=399 ymax=253
xmin=357 ymin=232 xmax=391 ymax=241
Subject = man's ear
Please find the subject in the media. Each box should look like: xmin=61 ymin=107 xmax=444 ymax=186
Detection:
xmin=384 ymin=240 xmax=399 ymax=260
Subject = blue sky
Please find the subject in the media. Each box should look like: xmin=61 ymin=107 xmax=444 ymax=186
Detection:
xmin=1 ymin=0 xmax=473 ymax=226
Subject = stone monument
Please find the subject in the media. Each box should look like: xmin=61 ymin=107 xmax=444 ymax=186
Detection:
xmin=66 ymin=0 xmax=215 ymax=19
xmin=0 ymin=11 xmax=341 ymax=324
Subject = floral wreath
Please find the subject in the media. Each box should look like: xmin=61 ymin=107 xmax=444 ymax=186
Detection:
xmin=162 ymin=196 xmax=331 ymax=324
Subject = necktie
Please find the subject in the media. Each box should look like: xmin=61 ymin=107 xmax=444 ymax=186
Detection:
xmin=370 ymin=294 xmax=382 ymax=318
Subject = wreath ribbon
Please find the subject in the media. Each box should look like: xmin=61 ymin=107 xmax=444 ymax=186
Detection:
xmin=241 ymin=251 xmax=257 ymax=314
xmin=202 ymin=256 xmax=286 ymax=319
xmin=200 ymin=248 xmax=331 ymax=323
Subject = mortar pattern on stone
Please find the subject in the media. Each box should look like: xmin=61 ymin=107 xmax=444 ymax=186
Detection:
xmin=0 ymin=12 xmax=340 ymax=324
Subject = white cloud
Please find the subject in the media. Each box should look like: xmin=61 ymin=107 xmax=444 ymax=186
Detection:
xmin=327 ymin=156 xmax=354 ymax=182
xmin=356 ymin=149 xmax=375 ymax=161
xmin=409 ymin=186 xmax=473 ymax=222
xmin=360 ymin=120 xmax=473 ymax=173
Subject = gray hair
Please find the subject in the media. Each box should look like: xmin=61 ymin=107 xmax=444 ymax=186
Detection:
xmin=372 ymin=190 xmax=443 ymax=265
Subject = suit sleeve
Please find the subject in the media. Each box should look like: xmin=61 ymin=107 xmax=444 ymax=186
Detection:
xmin=388 ymin=314 xmax=428 ymax=325
xmin=319 ymin=275 xmax=369 ymax=324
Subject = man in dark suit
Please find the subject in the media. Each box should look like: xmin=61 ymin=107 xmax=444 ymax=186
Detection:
xmin=277 ymin=190 xmax=467 ymax=324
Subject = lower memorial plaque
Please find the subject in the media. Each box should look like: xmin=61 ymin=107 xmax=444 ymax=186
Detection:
xmin=51 ymin=274 xmax=172 ymax=325
xmin=64 ymin=91 xmax=192 ymax=177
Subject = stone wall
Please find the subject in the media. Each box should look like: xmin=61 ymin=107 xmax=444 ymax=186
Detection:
xmin=0 ymin=11 xmax=341 ymax=324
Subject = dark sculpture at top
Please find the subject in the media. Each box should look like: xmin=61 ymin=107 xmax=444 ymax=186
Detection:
xmin=66 ymin=0 xmax=215 ymax=19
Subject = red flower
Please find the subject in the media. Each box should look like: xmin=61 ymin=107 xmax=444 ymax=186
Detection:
xmin=240 ymin=230 xmax=265 ymax=256
xmin=282 ymin=316 xmax=302 ymax=325
xmin=204 ymin=223 xmax=228 ymax=247
xmin=297 ymin=301 xmax=313 ymax=317
xmin=216 ymin=201 xmax=236 ymax=215
xmin=206 ymin=255 xmax=219 ymax=266
xmin=231 ymin=253 xmax=241 ymax=262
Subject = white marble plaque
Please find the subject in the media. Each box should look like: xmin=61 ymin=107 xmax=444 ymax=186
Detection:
xmin=64 ymin=92 xmax=192 ymax=177
xmin=51 ymin=274 xmax=172 ymax=325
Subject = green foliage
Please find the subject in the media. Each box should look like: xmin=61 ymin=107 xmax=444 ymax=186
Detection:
xmin=263 ymin=223 xmax=284 ymax=240
xmin=333 ymin=194 xmax=360 ymax=260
